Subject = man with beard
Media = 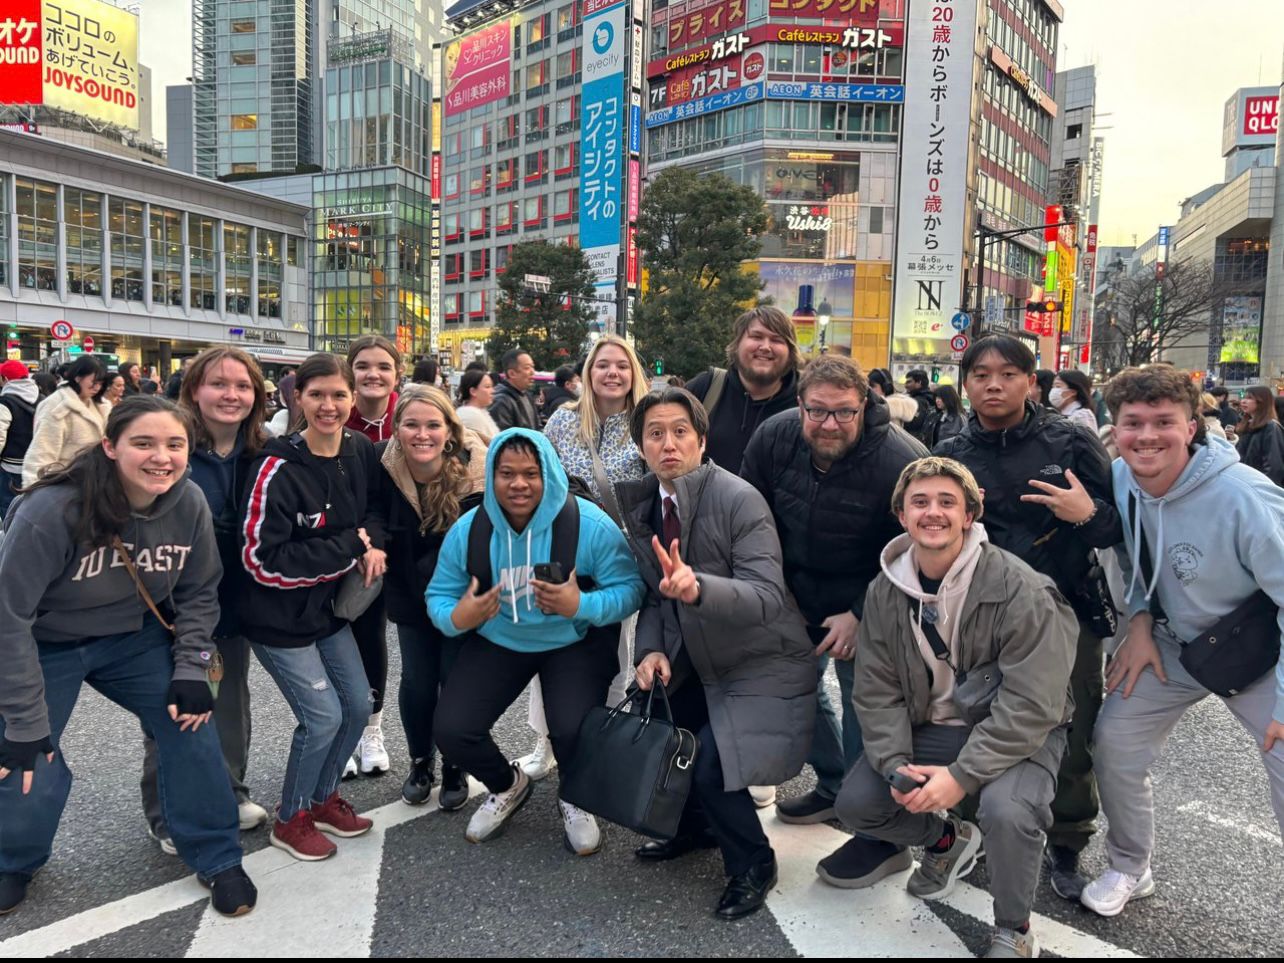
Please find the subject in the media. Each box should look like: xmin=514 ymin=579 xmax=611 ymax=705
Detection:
xmin=685 ymin=307 xmax=800 ymax=474
xmin=741 ymin=356 xmax=927 ymax=834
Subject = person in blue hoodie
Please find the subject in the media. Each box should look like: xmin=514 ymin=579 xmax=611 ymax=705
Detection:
xmin=428 ymin=428 xmax=645 ymax=855
xmin=1081 ymin=365 xmax=1284 ymax=919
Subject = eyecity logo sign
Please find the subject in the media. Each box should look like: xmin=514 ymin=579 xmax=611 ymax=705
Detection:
xmin=593 ymin=21 xmax=613 ymax=54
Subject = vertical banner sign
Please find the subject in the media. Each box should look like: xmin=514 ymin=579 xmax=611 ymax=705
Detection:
xmin=444 ymin=17 xmax=515 ymax=116
xmin=581 ymin=0 xmax=628 ymax=298
xmin=430 ymin=95 xmax=443 ymax=352
xmin=891 ymin=0 xmax=980 ymax=340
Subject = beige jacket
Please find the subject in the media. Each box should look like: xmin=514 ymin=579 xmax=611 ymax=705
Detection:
xmin=22 ymin=389 xmax=110 ymax=486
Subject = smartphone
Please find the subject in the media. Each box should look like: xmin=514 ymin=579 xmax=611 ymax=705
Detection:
xmin=533 ymin=562 xmax=567 ymax=584
xmin=887 ymin=770 xmax=922 ymax=794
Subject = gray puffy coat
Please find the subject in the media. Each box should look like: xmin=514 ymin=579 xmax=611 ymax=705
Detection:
xmin=615 ymin=462 xmax=816 ymax=790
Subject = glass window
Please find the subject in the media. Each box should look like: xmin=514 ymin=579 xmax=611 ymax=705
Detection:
xmin=224 ymin=223 xmax=252 ymax=314
xmin=189 ymin=216 xmax=218 ymax=310
xmin=150 ymin=207 xmax=184 ymax=306
xmin=15 ymin=178 xmax=58 ymax=291
xmin=108 ymin=197 xmax=144 ymax=302
xmin=231 ymin=114 xmax=257 ymax=130
xmin=257 ymin=228 xmax=282 ymax=318
xmin=0 ymin=176 xmax=7 ymax=288
xmin=557 ymin=50 xmax=576 ymax=79
xmin=63 ymin=187 xmax=103 ymax=297
xmin=231 ymin=51 xmax=256 ymax=65
xmin=230 ymin=20 xmax=255 ymax=32
xmin=557 ymin=4 xmax=574 ymax=30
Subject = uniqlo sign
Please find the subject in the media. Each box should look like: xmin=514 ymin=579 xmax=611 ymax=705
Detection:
xmin=1244 ymin=95 xmax=1279 ymax=136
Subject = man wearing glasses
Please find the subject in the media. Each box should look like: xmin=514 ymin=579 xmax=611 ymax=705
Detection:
xmin=741 ymin=356 xmax=926 ymax=856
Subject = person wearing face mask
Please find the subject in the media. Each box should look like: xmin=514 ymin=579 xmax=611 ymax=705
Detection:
xmin=540 ymin=365 xmax=582 ymax=422
xmin=1050 ymin=369 xmax=1099 ymax=432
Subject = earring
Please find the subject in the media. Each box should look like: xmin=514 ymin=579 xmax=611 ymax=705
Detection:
xmin=444 ymin=440 xmax=456 ymax=454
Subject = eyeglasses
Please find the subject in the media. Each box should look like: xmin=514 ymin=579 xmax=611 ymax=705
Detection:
xmin=804 ymin=406 xmax=860 ymax=424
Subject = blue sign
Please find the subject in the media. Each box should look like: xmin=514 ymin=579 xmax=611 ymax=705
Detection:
xmin=951 ymin=312 xmax=971 ymax=332
xmin=765 ymin=81 xmax=904 ymax=103
xmin=644 ymin=82 xmax=763 ymax=129
xmin=1158 ymin=226 xmax=1171 ymax=246
xmin=629 ymin=102 xmax=641 ymax=154
xmin=581 ymin=1 xmax=628 ymax=265
xmin=591 ymin=19 xmax=613 ymax=54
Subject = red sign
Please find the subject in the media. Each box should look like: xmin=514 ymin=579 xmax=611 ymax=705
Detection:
xmin=767 ymin=0 xmax=880 ymax=18
xmin=82 ymin=335 xmax=94 ymax=351
xmin=444 ymin=19 xmax=513 ymax=117
xmin=1044 ymin=205 xmax=1062 ymax=242
xmin=583 ymin=0 xmax=621 ymax=16
xmin=1243 ymin=95 xmax=1279 ymax=136
xmin=0 ymin=0 xmax=43 ymax=106
xmin=431 ymin=154 xmax=441 ymax=201
xmin=628 ymin=159 xmax=641 ymax=222
xmin=665 ymin=0 xmax=747 ymax=54
xmin=627 ymin=227 xmax=640 ymax=287
xmin=1085 ymin=223 xmax=1098 ymax=254
xmin=50 ymin=319 xmax=74 ymax=341
xmin=649 ymin=21 xmax=901 ymax=78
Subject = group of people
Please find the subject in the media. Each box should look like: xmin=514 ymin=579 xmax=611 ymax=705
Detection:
xmin=1 ymin=312 xmax=1282 ymax=961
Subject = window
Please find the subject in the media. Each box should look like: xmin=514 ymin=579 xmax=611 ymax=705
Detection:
xmin=231 ymin=114 xmax=257 ymax=130
xmin=445 ymin=252 xmax=463 ymax=282
xmin=496 ymin=201 xmax=517 ymax=234
xmin=495 ymin=244 xmax=512 ymax=274
xmin=557 ymin=50 xmax=576 ymax=79
xmin=469 ymin=248 xmax=489 ymax=279
xmin=0 ymin=178 xmax=7 ymax=287
xmin=15 ymin=178 xmax=58 ymax=291
xmin=557 ymin=4 xmax=575 ymax=31
xmin=445 ymin=212 xmax=462 ymax=242
xmin=445 ymin=173 xmax=460 ymax=199
xmin=554 ymin=189 xmax=576 ymax=222
xmin=1067 ymin=122 xmax=1083 ymax=139
xmin=230 ymin=19 xmax=256 ymax=32
xmin=524 ymin=149 xmax=546 ymax=183
xmin=109 ymin=197 xmax=144 ymax=302
xmin=869 ymin=207 xmax=885 ymax=234
xmin=231 ymin=51 xmax=256 ymax=65
xmin=63 ymin=187 xmax=103 ymax=297
xmin=523 ymin=195 xmax=545 ymax=226
xmin=497 ymin=114 xmax=519 ymax=149
xmin=230 ymin=163 xmax=257 ymax=174
xmin=526 ymin=60 xmax=548 ymax=92
xmin=496 ymin=157 xmax=518 ymax=192
xmin=150 ymin=206 xmax=183 ymax=306
xmin=554 ymin=142 xmax=576 ymax=176
xmin=189 ymin=216 xmax=218 ymax=310
xmin=468 ymin=207 xmax=489 ymax=237
xmin=468 ymin=289 xmax=487 ymax=317
xmin=469 ymin=164 xmax=491 ymax=195
xmin=224 ymin=223 xmax=251 ymax=313
xmin=445 ymin=292 xmax=462 ymax=319
xmin=470 ymin=123 xmax=490 ymax=151
xmin=526 ymin=104 xmax=548 ymax=135
xmin=257 ymin=229 xmax=282 ymax=317
xmin=528 ymin=13 xmax=550 ymax=44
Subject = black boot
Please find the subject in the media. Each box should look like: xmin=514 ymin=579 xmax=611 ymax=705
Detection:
xmin=715 ymin=856 xmax=778 ymax=920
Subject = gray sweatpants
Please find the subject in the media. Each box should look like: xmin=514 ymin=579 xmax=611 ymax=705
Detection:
xmin=834 ymin=723 xmax=1066 ymax=930
xmin=1094 ymin=628 xmax=1284 ymax=876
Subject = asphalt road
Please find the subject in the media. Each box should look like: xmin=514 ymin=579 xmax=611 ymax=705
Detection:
xmin=1 ymin=628 xmax=1281 ymax=958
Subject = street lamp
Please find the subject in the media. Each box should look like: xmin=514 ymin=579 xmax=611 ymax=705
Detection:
xmin=817 ymin=299 xmax=832 ymax=354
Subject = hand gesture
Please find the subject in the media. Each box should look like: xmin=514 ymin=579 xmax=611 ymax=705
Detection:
xmin=360 ymin=547 xmax=388 ymax=587
xmin=896 ymin=764 xmax=966 ymax=814
xmin=817 ymin=611 xmax=860 ymax=660
xmin=1020 ymin=468 xmax=1097 ymax=524
xmin=1106 ymin=615 xmax=1167 ymax=698
xmin=532 ymin=569 xmax=581 ymax=618
xmin=636 ymin=652 xmax=672 ymax=691
xmin=651 ymin=536 xmax=700 ymax=605
xmin=451 ymin=576 xmax=502 ymax=631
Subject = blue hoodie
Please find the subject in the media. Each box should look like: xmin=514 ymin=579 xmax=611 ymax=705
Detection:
xmin=427 ymin=428 xmax=645 ymax=653
xmin=1115 ymin=435 xmax=1284 ymax=722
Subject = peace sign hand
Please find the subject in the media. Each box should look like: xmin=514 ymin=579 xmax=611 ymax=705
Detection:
xmin=1020 ymin=468 xmax=1097 ymax=525
xmin=651 ymin=535 xmax=701 ymax=605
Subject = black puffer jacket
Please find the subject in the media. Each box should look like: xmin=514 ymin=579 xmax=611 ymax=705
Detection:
xmin=933 ymin=401 xmax=1122 ymax=599
xmin=685 ymin=366 xmax=799 ymax=474
xmin=1235 ymin=421 xmax=1284 ymax=486
xmin=740 ymin=397 xmax=928 ymax=625
xmin=488 ymin=378 xmax=540 ymax=431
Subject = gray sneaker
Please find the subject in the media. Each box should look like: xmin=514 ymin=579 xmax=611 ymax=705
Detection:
xmin=906 ymin=818 xmax=981 ymax=900
xmin=984 ymin=927 xmax=1039 ymax=958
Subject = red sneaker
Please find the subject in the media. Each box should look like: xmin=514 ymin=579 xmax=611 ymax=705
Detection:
xmin=311 ymin=792 xmax=374 ymax=838
xmin=270 ymin=810 xmax=337 ymax=861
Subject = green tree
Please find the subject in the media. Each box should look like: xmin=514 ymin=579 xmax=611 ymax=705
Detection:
xmin=486 ymin=241 xmax=596 ymax=370
xmin=633 ymin=166 xmax=769 ymax=378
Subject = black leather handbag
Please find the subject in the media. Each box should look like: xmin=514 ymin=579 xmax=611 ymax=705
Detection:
xmin=560 ymin=684 xmax=699 ymax=840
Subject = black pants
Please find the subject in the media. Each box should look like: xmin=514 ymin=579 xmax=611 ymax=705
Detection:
xmin=669 ymin=677 xmax=774 ymax=878
xmin=434 ymin=633 xmax=618 ymax=794
xmin=394 ymin=619 xmax=465 ymax=765
xmin=350 ymin=596 xmax=388 ymax=715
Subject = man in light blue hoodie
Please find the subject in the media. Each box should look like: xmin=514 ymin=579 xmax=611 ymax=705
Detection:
xmin=428 ymin=428 xmax=645 ymax=855
xmin=1082 ymin=366 xmax=1284 ymax=918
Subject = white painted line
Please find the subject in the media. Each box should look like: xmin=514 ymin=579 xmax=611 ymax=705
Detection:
xmin=1177 ymin=802 xmax=1282 ymax=848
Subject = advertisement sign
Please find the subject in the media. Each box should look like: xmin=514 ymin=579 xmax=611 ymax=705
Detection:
xmin=891 ymin=0 xmax=980 ymax=340
xmin=0 ymin=0 xmax=43 ymax=105
xmin=627 ymin=227 xmax=640 ymax=287
xmin=648 ymin=21 xmax=902 ymax=78
xmin=765 ymin=81 xmax=902 ymax=103
xmin=766 ymin=0 xmax=879 ymax=18
xmin=1218 ymin=296 xmax=1263 ymax=365
xmin=663 ymin=0 xmax=747 ymax=54
xmin=581 ymin=0 xmax=628 ymax=284
xmin=1222 ymin=86 xmax=1279 ymax=154
xmin=644 ymin=80 xmax=762 ymax=127
xmin=444 ymin=17 xmax=515 ymax=117
xmin=631 ymin=22 xmax=643 ymax=91
xmin=758 ymin=261 xmax=856 ymax=321
xmin=629 ymin=90 xmax=642 ymax=154
xmin=628 ymin=158 xmax=641 ymax=221
xmin=1242 ymin=95 xmax=1277 ymax=137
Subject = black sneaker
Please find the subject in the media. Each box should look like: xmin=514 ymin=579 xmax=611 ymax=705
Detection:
xmin=438 ymin=764 xmax=469 ymax=812
xmin=776 ymin=789 xmax=837 ymax=824
xmin=1044 ymin=843 xmax=1089 ymax=901
xmin=816 ymin=836 xmax=913 ymax=889
xmin=401 ymin=758 xmax=434 ymax=806
xmin=0 ymin=873 xmax=30 ymax=915
xmin=197 ymin=866 xmax=257 ymax=918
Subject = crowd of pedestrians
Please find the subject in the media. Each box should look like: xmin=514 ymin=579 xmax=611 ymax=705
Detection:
xmin=1 ymin=322 xmax=1283 ymax=960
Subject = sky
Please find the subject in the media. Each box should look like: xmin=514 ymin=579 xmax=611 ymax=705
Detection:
xmin=137 ymin=0 xmax=1284 ymax=249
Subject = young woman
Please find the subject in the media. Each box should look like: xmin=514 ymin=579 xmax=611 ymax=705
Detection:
xmin=930 ymin=384 xmax=966 ymax=447
xmin=118 ymin=361 xmax=144 ymax=397
xmin=1235 ymin=385 xmax=1284 ymax=486
xmin=1033 ymin=369 xmax=1057 ymax=410
xmin=342 ymin=336 xmax=402 ymax=777
xmin=22 ymin=356 xmax=110 ymax=486
xmin=138 ymin=348 xmax=273 ymax=857
xmin=372 ymin=385 xmax=486 ymax=807
xmin=1199 ymin=393 xmax=1228 ymax=440
xmin=456 ymin=368 xmax=500 ymax=445
xmin=0 ymin=396 xmax=255 ymax=917
xmin=97 ymin=372 xmax=127 ymax=408
xmin=238 ymin=353 xmax=387 ymax=861
xmin=1051 ymin=369 xmax=1098 ymax=430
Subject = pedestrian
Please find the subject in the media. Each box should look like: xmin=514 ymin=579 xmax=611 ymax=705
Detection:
xmin=0 ymin=360 xmax=38 ymax=516
xmin=1033 ymin=369 xmax=1057 ymax=409
xmin=1233 ymin=385 xmax=1284 ymax=486
xmin=31 ymin=372 xmax=58 ymax=401
xmin=456 ymin=368 xmax=501 ymax=446
xmin=165 ymin=358 xmax=193 ymax=401
xmin=139 ymin=347 xmax=274 ymax=857
xmin=540 ymin=364 xmax=581 ymax=422
xmin=740 ymin=356 xmax=926 ymax=834
xmin=683 ymin=306 xmax=801 ymax=474
xmin=618 ymin=387 xmax=815 ymax=920
xmin=935 ymin=335 xmax=1123 ymax=900
xmin=1051 ymin=369 xmax=1099 ymax=431
xmin=1082 ymin=365 xmax=1284 ymax=916
xmin=867 ymin=368 xmax=896 ymax=399
xmin=930 ymin=384 xmax=966 ymax=447
xmin=427 ymin=429 xmax=644 ymax=855
xmin=830 ymin=456 xmax=1076 ymax=960
xmin=22 ymin=355 xmax=110 ymax=487
xmin=372 ymin=385 xmax=486 ymax=809
xmin=488 ymin=349 xmax=541 ymax=432
xmin=517 ymin=335 xmax=649 ymax=780
xmin=238 ymin=352 xmax=386 ymax=861
xmin=902 ymin=369 xmax=936 ymax=443
xmin=1199 ymin=392 xmax=1227 ymax=440
xmin=1209 ymin=386 xmax=1238 ymax=429
xmin=884 ymin=393 xmax=919 ymax=431
xmin=411 ymin=357 xmax=439 ymax=386
xmin=276 ymin=366 xmax=298 ymax=427
xmin=140 ymin=366 xmax=159 ymax=395
xmin=96 ymin=372 xmax=126 ymax=408
xmin=118 ymin=361 xmax=144 ymax=397
xmin=0 ymin=396 xmax=256 ymax=917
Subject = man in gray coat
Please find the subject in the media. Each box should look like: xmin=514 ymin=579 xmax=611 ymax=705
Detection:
xmin=617 ymin=386 xmax=816 ymax=922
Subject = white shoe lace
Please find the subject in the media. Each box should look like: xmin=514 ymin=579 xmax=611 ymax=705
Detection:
xmin=363 ymin=726 xmax=386 ymax=756
xmin=478 ymin=773 xmax=525 ymax=816
xmin=1091 ymin=868 xmax=1140 ymax=899
xmin=559 ymin=800 xmax=591 ymax=828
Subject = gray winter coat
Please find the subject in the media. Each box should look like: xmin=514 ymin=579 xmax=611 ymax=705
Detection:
xmin=615 ymin=461 xmax=816 ymax=790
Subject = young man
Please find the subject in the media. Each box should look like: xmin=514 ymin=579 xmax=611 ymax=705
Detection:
xmin=934 ymin=335 xmax=1122 ymax=898
xmin=616 ymin=387 xmax=815 ymax=920
xmin=0 ymin=361 xmax=38 ymax=516
xmin=427 ymin=429 xmax=644 ymax=855
xmin=741 ymin=356 xmax=926 ymax=831
xmin=903 ymin=369 xmax=936 ymax=444
xmin=541 ymin=364 xmax=581 ymax=421
xmin=832 ymin=457 xmax=1077 ymax=959
xmin=1081 ymin=366 xmax=1284 ymax=916
xmin=488 ymin=349 xmax=540 ymax=431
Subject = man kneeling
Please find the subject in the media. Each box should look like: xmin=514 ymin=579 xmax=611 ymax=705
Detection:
xmin=828 ymin=457 xmax=1077 ymax=959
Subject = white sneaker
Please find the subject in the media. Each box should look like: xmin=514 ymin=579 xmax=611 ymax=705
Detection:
xmin=1080 ymin=867 xmax=1155 ymax=917
xmin=749 ymin=785 xmax=777 ymax=809
xmin=466 ymin=765 xmax=533 ymax=843
xmin=238 ymin=800 xmax=270 ymax=831
xmin=516 ymin=734 xmax=556 ymax=781
xmin=342 ymin=755 xmax=359 ymax=780
xmin=559 ymin=799 xmax=602 ymax=856
xmin=358 ymin=725 xmax=390 ymax=775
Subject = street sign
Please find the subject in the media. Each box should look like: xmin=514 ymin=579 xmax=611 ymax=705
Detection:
xmin=950 ymin=312 xmax=971 ymax=332
xmin=50 ymin=319 xmax=74 ymax=341
xmin=82 ymin=336 xmax=95 ymax=352
xmin=985 ymin=296 xmax=1000 ymax=325
xmin=950 ymin=333 xmax=969 ymax=352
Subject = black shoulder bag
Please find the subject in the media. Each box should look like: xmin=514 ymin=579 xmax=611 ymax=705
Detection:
xmin=1129 ymin=491 xmax=1279 ymax=697
xmin=910 ymin=598 xmax=1002 ymax=727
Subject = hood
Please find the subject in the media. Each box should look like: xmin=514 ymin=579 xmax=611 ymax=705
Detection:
xmin=381 ymin=427 xmax=488 ymax=529
xmin=261 ymin=428 xmax=361 ymax=465
xmin=1 ymin=378 xmax=38 ymax=405
xmin=880 ymin=522 xmax=990 ymax=602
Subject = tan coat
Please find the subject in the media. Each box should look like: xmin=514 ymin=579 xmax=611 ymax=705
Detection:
xmin=22 ymin=389 xmax=110 ymax=486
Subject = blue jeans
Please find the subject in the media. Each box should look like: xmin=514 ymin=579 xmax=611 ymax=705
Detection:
xmin=0 ymin=469 xmax=20 ymax=517
xmin=0 ymin=618 xmax=242 ymax=879
xmin=810 ymin=655 xmax=864 ymax=800
xmin=252 ymin=626 xmax=371 ymax=820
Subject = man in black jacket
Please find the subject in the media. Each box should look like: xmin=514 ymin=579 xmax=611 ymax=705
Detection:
xmin=934 ymin=335 xmax=1123 ymax=900
xmin=488 ymin=349 xmax=540 ymax=431
xmin=904 ymin=369 xmax=936 ymax=443
xmin=741 ymin=356 xmax=926 ymax=838
xmin=685 ymin=307 xmax=800 ymax=474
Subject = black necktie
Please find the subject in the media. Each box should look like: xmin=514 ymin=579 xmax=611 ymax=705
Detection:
xmin=662 ymin=496 xmax=680 ymax=549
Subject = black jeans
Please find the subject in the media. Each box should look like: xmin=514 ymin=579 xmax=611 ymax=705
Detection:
xmin=350 ymin=596 xmax=388 ymax=715
xmin=395 ymin=619 xmax=465 ymax=765
xmin=435 ymin=633 xmax=618 ymax=794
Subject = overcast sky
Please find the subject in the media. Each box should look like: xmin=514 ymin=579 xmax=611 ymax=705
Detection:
xmin=139 ymin=0 xmax=1284 ymax=249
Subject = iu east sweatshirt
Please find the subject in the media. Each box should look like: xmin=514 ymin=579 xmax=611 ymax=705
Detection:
xmin=0 ymin=479 xmax=223 ymax=743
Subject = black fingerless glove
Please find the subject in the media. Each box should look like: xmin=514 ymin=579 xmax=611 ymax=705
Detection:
xmin=166 ymin=679 xmax=215 ymax=717
xmin=0 ymin=735 xmax=54 ymax=773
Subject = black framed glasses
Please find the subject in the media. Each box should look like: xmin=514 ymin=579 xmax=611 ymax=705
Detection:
xmin=804 ymin=406 xmax=860 ymax=424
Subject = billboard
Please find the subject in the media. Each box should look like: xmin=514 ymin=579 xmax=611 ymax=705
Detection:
xmin=648 ymin=21 xmax=903 ymax=79
xmin=1218 ymin=296 xmax=1263 ymax=366
xmin=444 ymin=16 xmax=516 ymax=117
xmin=1222 ymin=86 xmax=1279 ymax=155
xmin=0 ymin=0 xmax=141 ymax=129
xmin=581 ymin=0 xmax=628 ymax=288
xmin=891 ymin=0 xmax=980 ymax=340
xmin=662 ymin=0 xmax=747 ymax=54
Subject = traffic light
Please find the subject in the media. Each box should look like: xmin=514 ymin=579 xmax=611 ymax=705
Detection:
xmin=1025 ymin=299 xmax=1061 ymax=314
xmin=653 ymin=357 xmax=664 ymax=376
xmin=930 ymin=366 xmax=941 ymax=384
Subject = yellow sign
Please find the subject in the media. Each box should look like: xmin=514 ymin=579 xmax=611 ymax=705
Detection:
xmin=42 ymin=0 xmax=141 ymax=129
